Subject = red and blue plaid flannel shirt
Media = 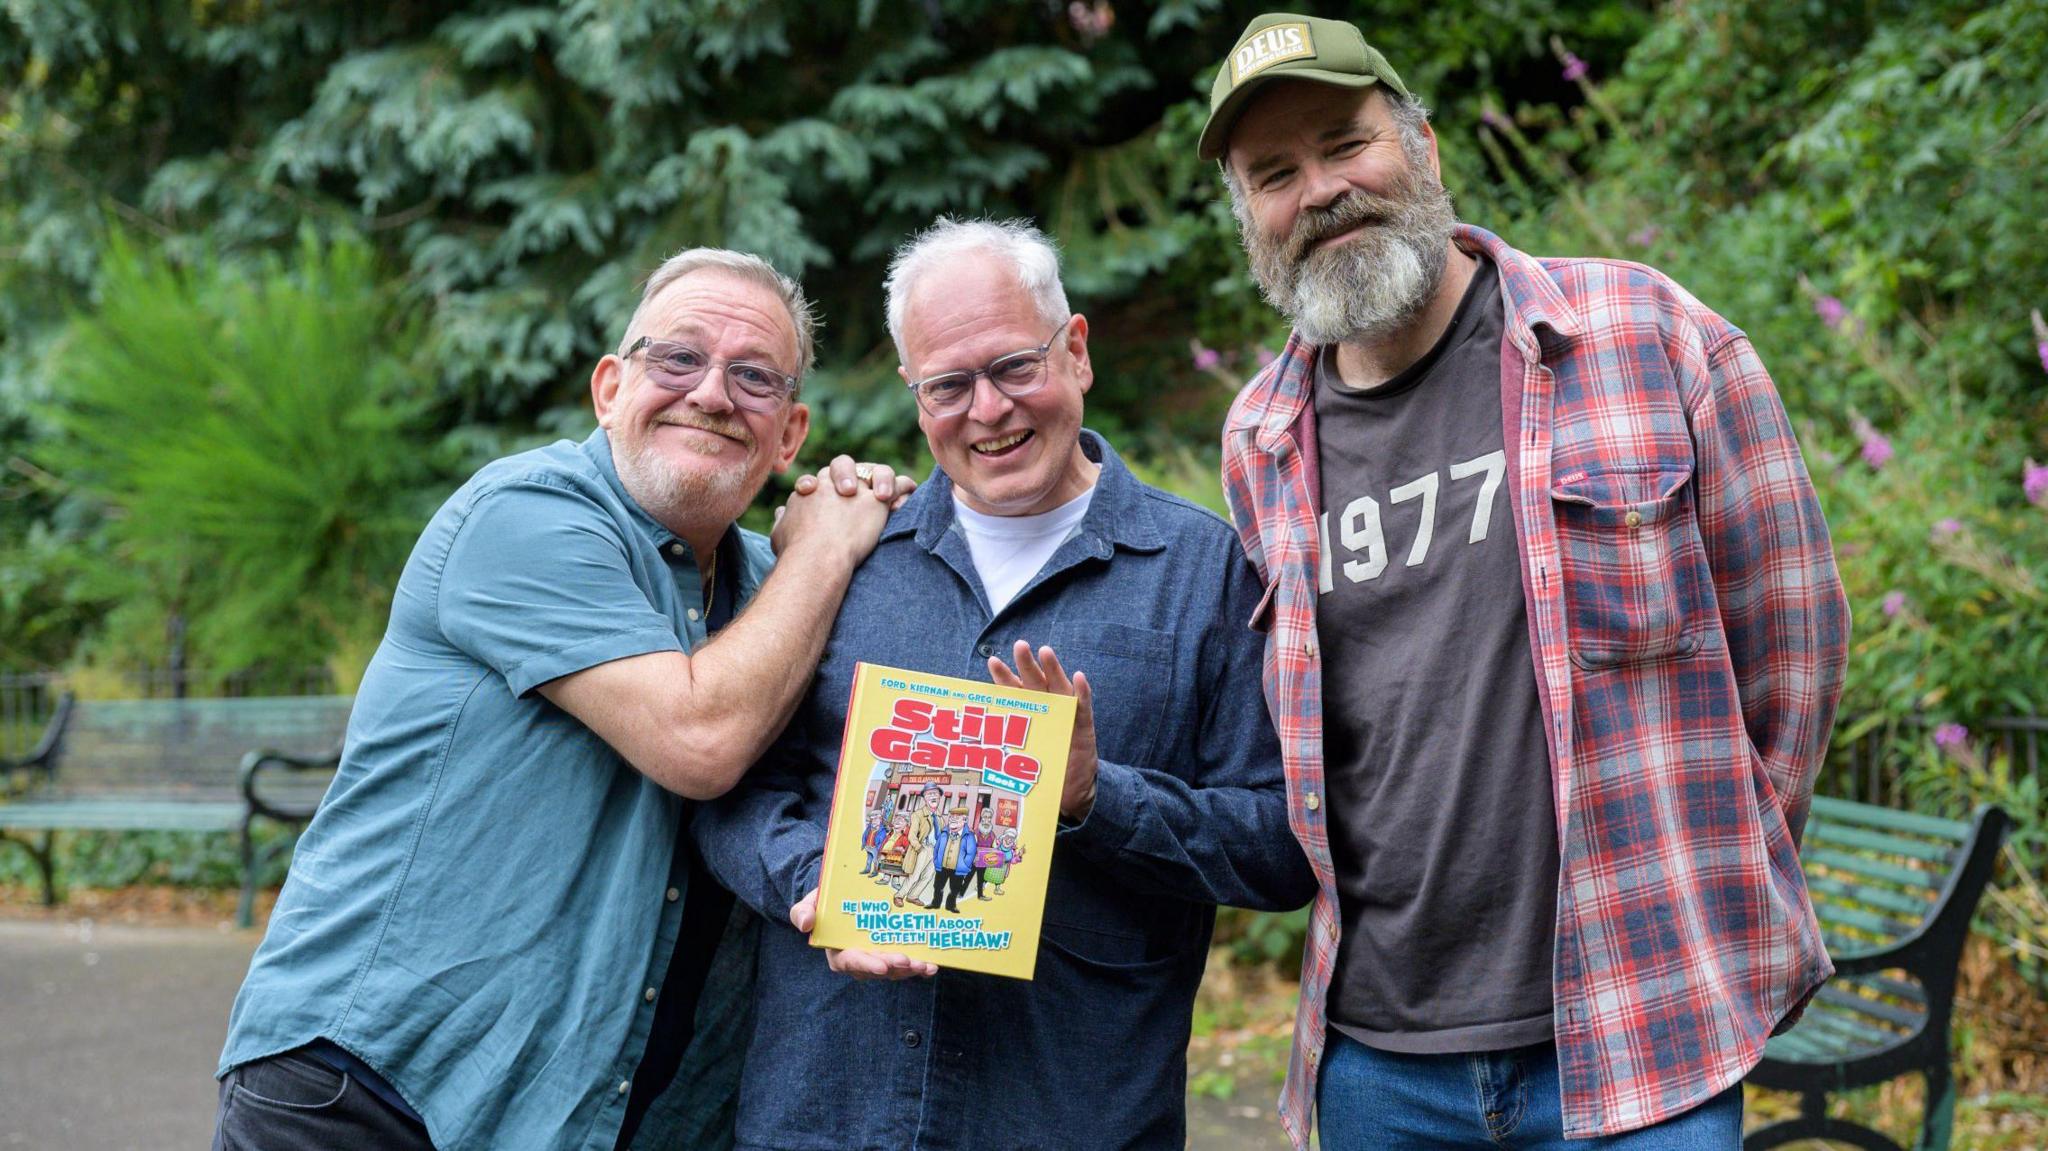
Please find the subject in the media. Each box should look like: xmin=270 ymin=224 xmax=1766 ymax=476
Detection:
xmin=1221 ymin=225 xmax=1849 ymax=1142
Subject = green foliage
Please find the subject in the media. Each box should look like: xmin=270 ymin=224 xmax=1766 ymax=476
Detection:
xmin=4 ymin=1 xmax=2044 ymax=977
xmin=33 ymin=231 xmax=443 ymax=683
xmin=0 ymin=826 xmax=297 ymax=890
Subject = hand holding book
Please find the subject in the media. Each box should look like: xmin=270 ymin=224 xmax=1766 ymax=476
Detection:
xmin=789 ymin=888 xmax=937 ymax=981
xmin=986 ymin=641 xmax=1097 ymax=822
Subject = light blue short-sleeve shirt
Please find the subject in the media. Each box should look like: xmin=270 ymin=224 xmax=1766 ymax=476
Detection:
xmin=220 ymin=429 xmax=771 ymax=1151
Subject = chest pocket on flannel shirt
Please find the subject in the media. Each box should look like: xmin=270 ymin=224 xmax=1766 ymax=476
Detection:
xmin=1049 ymin=620 xmax=1176 ymax=769
xmin=1550 ymin=468 xmax=1709 ymax=668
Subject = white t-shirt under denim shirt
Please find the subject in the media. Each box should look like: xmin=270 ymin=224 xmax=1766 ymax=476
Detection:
xmin=953 ymin=487 xmax=1095 ymax=614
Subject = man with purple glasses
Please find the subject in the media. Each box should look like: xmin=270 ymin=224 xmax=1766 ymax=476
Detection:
xmin=216 ymin=248 xmax=906 ymax=1151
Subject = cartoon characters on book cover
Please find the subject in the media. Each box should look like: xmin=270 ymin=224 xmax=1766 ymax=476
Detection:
xmin=812 ymin=663 xmax=1075 ymax=980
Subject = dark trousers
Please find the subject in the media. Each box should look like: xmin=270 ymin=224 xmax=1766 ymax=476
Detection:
xmin=939 ymin=869 xmax=974 ymax=911
xmin=213 ymin=1049 xmax=435 ymax=1151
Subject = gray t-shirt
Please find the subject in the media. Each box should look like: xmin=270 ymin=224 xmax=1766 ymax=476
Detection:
xmin=1312 ymin=256 xmax=1560 ymax=1053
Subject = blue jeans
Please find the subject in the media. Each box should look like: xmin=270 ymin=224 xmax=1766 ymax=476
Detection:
xmin=1317 ymin=1031 xmax=1742 ymax=1149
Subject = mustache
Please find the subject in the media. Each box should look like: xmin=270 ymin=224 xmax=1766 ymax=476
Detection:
xmin=655 ymin=411 xmax=754 ymax=445
xmin=1282 ymin=191 xmax=1405 ymax=264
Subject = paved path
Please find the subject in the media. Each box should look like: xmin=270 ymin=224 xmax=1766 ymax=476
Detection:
xmin=0 ymin=917 xmax=1291 ymax=1149
xmin=0 ymin=918 xmax=255 ymax=1149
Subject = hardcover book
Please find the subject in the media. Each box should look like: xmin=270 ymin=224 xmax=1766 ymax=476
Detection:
xmin=810 ymin=662 xmax=1075 ymax=979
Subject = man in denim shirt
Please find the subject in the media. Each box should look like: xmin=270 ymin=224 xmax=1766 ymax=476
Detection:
xmin=216 ymin=249 xmax=909 ymax=1151
xmin=695 ymin=218 xmax=1316 ymax=1151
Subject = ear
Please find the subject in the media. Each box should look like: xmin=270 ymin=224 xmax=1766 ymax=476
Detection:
xmin=770 ymin=401 xmax=810 ymax=473
xmin=591 ymin=354 xmax=625 ymax=427
xmin=1066 ymin=313 xmax=1094 ymax=395
xmin=1420 ymin=117 xmax=1443 ymax=181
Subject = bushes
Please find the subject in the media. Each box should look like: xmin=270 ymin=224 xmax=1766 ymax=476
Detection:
xmin=32 ymin=231 xmax=445 ymax=687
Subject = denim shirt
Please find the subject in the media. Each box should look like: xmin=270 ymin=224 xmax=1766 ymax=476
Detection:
xmin=694 ymin=431 xmax=1315 ymax=1151
xmin=220 ymin=429 xmax=766 ymax=1151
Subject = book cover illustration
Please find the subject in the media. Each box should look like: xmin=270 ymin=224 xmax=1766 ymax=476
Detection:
xmin=811 ymin=662 xmax=1076 ymax=980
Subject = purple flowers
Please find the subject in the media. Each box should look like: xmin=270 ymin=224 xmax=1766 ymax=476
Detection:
xmin=1932 ymin=517 xmax=1964 ymax=540
xmin=2026 ymin=459 xmax=2048 ymax=506
xmin=1480 ymin=108 xmax=1511 ymax=132
xmin=1067 ymin=1 xmax=1113 ymax=42
xmin=1815 ymin=296 xmax=1847 ymax=328
xmin=1881 ymin=591 xmax=1907 ymax=618
xmin=1629 ymin=225 xmax=1660 ymax=248
xmin=1255 ymin=347 xmax=1277 ymax=369
xmin=1933 ymin=723 xmax=1969 ymax=751
xmin=1860 ymin=432 xmax=1892 ymax=470
xmin=1189 ymin=340 xmax=1221 ymax=372
xmin=2038 ymin=340 xmax=2048 ymax=377
xmin=1561 ymin=53 xmax=1589 ymax=82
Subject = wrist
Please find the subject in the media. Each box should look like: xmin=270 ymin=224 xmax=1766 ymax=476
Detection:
xmin=781 ymin=531 xmax=864 ymax=578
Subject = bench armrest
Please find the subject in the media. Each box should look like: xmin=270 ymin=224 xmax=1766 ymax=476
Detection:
xmin=0 ymin=693 xmax=72 ymax=795
xmin=239 ymin=746 xmax=342 ymax=823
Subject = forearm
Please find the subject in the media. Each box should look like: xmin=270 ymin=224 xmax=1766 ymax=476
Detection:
xmin=662 ymin=537 xmax=863 ymax=790
xmin=539 ymin=535 xmax=864 ymax=800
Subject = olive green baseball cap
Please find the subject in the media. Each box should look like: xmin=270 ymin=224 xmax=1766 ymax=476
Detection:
xmin=1197 ymin=12 xmax=1410 ymax=162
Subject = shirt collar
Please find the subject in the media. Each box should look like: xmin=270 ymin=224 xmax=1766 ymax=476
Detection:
xmin=883 ymin=429 xmax=1166 ymax=557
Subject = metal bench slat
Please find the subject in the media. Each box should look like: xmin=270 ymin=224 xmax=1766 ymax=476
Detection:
xmin=1764 ymin=1024 xmax=1847 ymax=1062
xmin=1804 ymin=821 xmax=1957 ymax=864
xmin=0 ymin=799 xmax=245 ymax=831
xmin=1803 ymin=847 xmax=1944 ymax=892
xmin=1804 ymin=874 xmax=1935 ymax=921
xmin=1797 ymin=1004 xmax=1900 ymax=1054
xmin=1808 ymin=796 xmax=1969 ymax=842
xmin=1807 ymin=894 xmax=1917 ymax=942
xmin=1815 ymin=985 xmax=1926 ymax=1032
xmin=1851 ymin=973 xmax=1927 ymax=1007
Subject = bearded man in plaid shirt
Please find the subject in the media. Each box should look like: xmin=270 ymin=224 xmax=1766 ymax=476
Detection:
xmin=1199 ymin=13 xmax=1850 ymax=1150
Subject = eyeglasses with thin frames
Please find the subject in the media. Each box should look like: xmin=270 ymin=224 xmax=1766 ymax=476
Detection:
xmin=904 ymin=315 xmax=1074 ymax=417
xmin=622 ymin=336 xmax=799 ymax=412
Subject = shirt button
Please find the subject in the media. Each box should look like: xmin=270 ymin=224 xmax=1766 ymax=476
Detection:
xmin=975 ymin=642 xmax=994 ymax=658
xmin=1303 ymin=792 xmax=1320 ymax=811
xmin=666 ymin=887 xmax=680 ymax=903
xmin=902 ymin=1029 xmax=922 ymax=1049
xmin=687 ymin=608 xmax=701 ymax=622
xmin=1624 ymin=510 xmax=1643 ymax=528
xmin=1303 ymin=640 xmax=1316 ymax=657
xmin=644 ymin=987 xmax=658 ymax=1003
xmin=1326 ymin=919 xmax=1339 ymax=941
xmin=668 ymin=543 xmax=685 ymax=557
xmin=618 ymin=1078 xmax=631 ymax=1095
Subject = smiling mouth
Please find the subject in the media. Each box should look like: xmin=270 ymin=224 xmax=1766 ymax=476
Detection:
xmin=1311 ymin=218 xmax=1386 ymax=252
xmin=658 ymin=419 xmax=751 ymax=448
xmin=972 ymin=430 xmax=1033 ymax=457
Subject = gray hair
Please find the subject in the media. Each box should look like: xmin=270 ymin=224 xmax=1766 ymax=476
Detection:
xmin=618 ymin=247 xmax=818 ymax=379
xmin=1221 ymin=91 xmax=1436 ymax=226
xmin=884 ymin=217 xmax=1070 ymax=363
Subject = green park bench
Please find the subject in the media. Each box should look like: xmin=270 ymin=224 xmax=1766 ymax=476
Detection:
xmin=0 ymin=693 xmax=350 ymax=928
xmin=1744 ymin=795 xmax=2011 ymax=1151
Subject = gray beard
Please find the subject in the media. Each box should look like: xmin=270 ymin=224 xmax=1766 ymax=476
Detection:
xmin=1243 ymin=176 xmax=1457 ymax=348
xmin=612 ymin=431 xmax=752 ymax=533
